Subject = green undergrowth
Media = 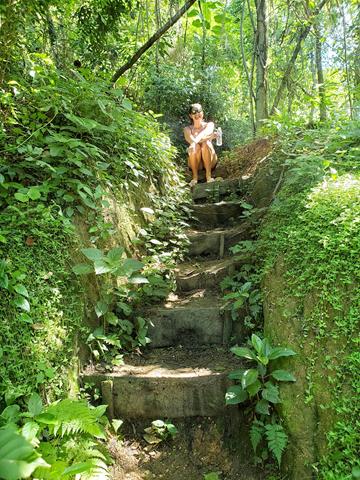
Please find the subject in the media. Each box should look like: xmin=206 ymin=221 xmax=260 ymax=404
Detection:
xmin=258 ymin=121 xmax=360 ymax=478
xmin=0 ymin=206 xmax=84 ymax=404
xmin=0 ymin=55 xmax=190 ymax=408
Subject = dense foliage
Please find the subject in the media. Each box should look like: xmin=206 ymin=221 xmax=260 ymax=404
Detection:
xmin=259 ymin=121 xmax=360 ymax=478
xmin=1 ymin=0 xmax=359 ymax=478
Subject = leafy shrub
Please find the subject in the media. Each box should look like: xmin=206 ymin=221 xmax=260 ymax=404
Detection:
xmin=226 ymin=334 xmax=296 ymax=466
xmin=0 ymin=394 xmax=112 ymax=480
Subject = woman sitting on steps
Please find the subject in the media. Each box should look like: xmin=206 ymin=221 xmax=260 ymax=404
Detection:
xmin=184 ymin=103 xmax=219 ymax=187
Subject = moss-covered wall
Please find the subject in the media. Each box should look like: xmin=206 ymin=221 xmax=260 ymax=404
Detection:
xmin=260 ymin=171 xmax=360 ymax=479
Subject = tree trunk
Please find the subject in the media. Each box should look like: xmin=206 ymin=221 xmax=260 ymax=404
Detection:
xmin=340 ymin=4 xmax=353 ymax=119
xmin=352 ymin=4 xmax=360 ymax=118
xmin=240 ymin=0 xmax=256 ymax=135
xmin=270 ymin=0 xmax=329 ymax=115
xmin=255 ymin=0 xmax=269 ymax=129
xmin=111 ymin=0 xmax=197 ymax=84
xmin=314 ymin=20 xmax=326 ymax=121
xmin=309 ymin=50 xmax=317 ymax=124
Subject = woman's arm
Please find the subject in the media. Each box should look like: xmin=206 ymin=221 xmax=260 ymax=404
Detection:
xmin=193 ymin=122 xmax=216 ymax=144
xmin=184 ymin=126 xmax=197 ymax=145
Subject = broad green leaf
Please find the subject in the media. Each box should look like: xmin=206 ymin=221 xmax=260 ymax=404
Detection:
xmin=251 ymin=334 xmax=263 ymax=355
xmin=13 ymin=284 xmax=29 ymax=298
xmin=247 ymin=379 xmax=262 ymax=397
xmin=262 ymin=382 xmax=280 ymax=404
xmin=27 ymin=188 xmax=41 ymax=200
xmin=107 ymin=247 xmax=124 ymax=263
xmin=187 ymin=8 xmax=199 ymax=17
xmin=95 ymin=300 xmax=109 ymax=318
xmin=225 ymin=385 xmax=248 ymax=405
xmin=230 ymin=346 xmax=257 ymax=361
xmin=204 ymin=473 xmax=220 ymax=480
xmin=255 ymin=399 xmax=270 ymax=415
xmin=241 ymin=369 xmax=259 ymax=389
xmin=27 ymin=393 xmax=43 ymax=417
xmin=105 ymin=312 xmax=119 ymax=326
xmin=111 ymin=419 xmax=123 ymax=433
xmin=21 ymin=422 xmax=39 ymax=442
xmin=72 ymin=264 xmax=93 ymax=275
xmin=271 ymin=370 xmax=296 ymax=382
xmin=14 ymin=193 xmax=29 ymax=203
xmin=13 ymin=296 xmax=30 ymax=312
xmin=0 ymin=428 xmax=48 ymax=480
xmin=268 ymin=347 xmax=296 ymax=360
xmin=1 ymin=405 xmax=20 ymax=422
xmin=192 ymin=19 xmax=202 ymax=28
xmin=94 ymin=260 xmax=112 ymax=275
xmin=228 ymin=368 xmax=245 ymax=380
xmin=0 ymin=457 xmax=48 ymax=480
xmin=81 ymin=248 xmax=103 ymax=262
xmin=166 ymin=424 xmax=178 ymax=436
xmin=62 ymin=462 xmax=95 ymax=475
xmin=122 ymin=258 xmax=144 ymax=275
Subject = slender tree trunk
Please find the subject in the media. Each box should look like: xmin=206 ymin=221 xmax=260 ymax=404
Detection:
xmin=198 ymin=0 xmax=207 ymax=71
xmin=155 ymin=0 xmax=161 ymax=71
xmin=314 ymin=20 xmax=326 ymax=121
xmin=240 ymin=0 xmax=256 ymax=135
xmin=354 ymin=4 xmax=360 ymax=118
xmin=270 ymin=0 xmax=329 ymax=115
xmin=255 ymin=0 xmax=269 ymax=128
xmin=111 ymin=0 xmax=197 ymax=84
xmin=339 ymin=3 xmax=354 ymax=119
xmin=309 ymin=50 xmax=317 ymax=124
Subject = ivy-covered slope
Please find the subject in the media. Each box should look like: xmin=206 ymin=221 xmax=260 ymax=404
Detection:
xmin=259 ymin=122 xmax=360 ymax=479
xmin=0 ymin=56 xmax=189 ymax=405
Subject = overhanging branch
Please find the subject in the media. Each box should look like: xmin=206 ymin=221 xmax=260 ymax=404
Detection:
xmin=111 ymin=0 xmax=197 ymax=84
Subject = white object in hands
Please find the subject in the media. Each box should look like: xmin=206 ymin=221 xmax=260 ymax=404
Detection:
xmin=216 ymin=127 xmax=222 ymax=146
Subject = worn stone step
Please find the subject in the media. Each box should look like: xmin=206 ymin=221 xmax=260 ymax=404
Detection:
xmin=187 ymin=222 xmax=254 ymax=257
xmin=190 ymin=200 xmax=244 ymax=229
xmin=145 ymin=295 xmax=232 ymax=348
xmin=81 ymin=346 xmax=240 ymax=419
xmin=191 ymin=177 xmax=245 ymax=202
xmin=175 ymin=255 xmax=252 ymax=292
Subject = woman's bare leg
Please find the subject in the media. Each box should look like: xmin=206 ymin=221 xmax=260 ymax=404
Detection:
xmin=188 ymin=144 xmax=202 ymax=184
xmin=201 ymin=142 xmax=217 ymax=182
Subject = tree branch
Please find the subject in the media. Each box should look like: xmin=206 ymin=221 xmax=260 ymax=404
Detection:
xmin=270 ymin=0 xmax=329 ymax=115
xmin=111 ymin=0 xmax=197 ymax=84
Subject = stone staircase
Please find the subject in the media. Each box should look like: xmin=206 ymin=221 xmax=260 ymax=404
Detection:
xmin=82 ymin=176 xmax=262 ymax=478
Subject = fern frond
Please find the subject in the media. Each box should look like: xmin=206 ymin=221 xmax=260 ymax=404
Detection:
xmin=265 ymin=423 xmax=288 ymax=466
xmin=44 ymin=400 xmax=107 ymax=439
xmin=250 ymin=419 xmax=264 ymax=454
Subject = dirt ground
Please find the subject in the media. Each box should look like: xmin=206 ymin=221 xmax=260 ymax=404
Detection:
xmin=220 ymin=138 xmax=275 ymax=180
xmin=108 ymin=415 xmax=263 ymax=480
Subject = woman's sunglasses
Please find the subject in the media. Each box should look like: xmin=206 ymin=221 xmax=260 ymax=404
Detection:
xmin=191 ymin=109 xmax=203 ymax=114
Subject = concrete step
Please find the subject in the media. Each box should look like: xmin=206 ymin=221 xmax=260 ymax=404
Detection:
xmin=145 ymin=295 xmax=231 ymax=348
xmin=187 ymin=222 xmax=254 ymax=257
xmin=175 ymin=255 xmax=252 ymax=292
xmin=81 ymin=346 xmax=240 ymax=419
xmin=191 ymin=178 xmax=245 ymax=202
xmin=190 ymin=200 xmax=244 ymax=229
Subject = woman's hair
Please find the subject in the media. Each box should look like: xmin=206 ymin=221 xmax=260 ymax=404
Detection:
xmin=188 ymin=103 xmax=203 ymax=115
